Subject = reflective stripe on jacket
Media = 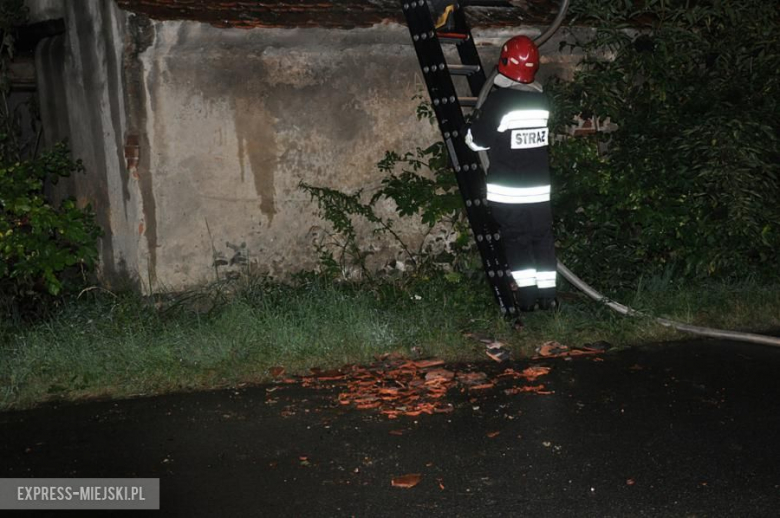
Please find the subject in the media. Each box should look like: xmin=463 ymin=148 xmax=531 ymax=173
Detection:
xmin=511 ymin=268 xmax=557 ymax=289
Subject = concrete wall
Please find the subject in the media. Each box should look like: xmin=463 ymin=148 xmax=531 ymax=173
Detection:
xmin=133 ymin=22 xmax=447 ymax=289
xmin=25 ymin=0 xmax=64 ymax=23
xmin=29 ymin=0 xmax=587 ymax=292
xmin=35 ymin=1 xmax=143 ymax=286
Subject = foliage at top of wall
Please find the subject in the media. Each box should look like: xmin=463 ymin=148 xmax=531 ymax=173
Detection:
xmin=547 ymin=0 xmax=780 ymax=287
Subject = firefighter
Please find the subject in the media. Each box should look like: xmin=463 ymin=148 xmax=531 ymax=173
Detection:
xmin=465 ymin=35 xmax=557 ymax=311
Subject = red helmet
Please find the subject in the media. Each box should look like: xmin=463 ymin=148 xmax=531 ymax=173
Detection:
xmin=498 ymin=36 xmax=539 ymax=83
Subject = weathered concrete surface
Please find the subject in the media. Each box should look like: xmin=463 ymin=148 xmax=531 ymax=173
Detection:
xmin=24 ymin=0 xmax=64 ymax=24
xmin=29 ymin=0 xmax=588 ymax=291
xmin=35 ymin=1 xmax=143 ymax=284
xmin=135 ymin=22 xmax=443 ymax=287
xmin=136 ymin=22 xmax=585 ymax=289
xmin=2 ymin=339 xmax=780 ymax=516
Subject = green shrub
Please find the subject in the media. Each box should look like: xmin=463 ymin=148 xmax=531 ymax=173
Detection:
xmin=0 ymin=2 xmax=101 ymax=311
xmin=0 ymin=143 xmax=102 ymax=299
xmin=548 ymin=0 xmax=780 ymax=288
xmin=301 ymin=100 xmax=473 ymax=279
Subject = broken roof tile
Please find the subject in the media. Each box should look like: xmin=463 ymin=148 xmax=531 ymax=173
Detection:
xmin=391 ymin=473 xmax=422 ymax=488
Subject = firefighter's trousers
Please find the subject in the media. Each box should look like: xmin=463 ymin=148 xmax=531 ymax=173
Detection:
xmin=489 ymin=201 xmax=557 ymax=308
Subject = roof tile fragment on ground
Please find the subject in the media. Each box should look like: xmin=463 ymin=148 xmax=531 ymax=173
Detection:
xmin=290 ymin=348 xmax=607 ymax=419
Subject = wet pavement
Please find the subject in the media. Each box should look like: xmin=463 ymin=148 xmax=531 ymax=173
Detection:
xmin=2 ymin=339 xmax=780 ymax=517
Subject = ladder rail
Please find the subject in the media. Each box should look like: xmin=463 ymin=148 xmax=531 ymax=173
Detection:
xmin=400 ymin=0 xmax=519 ymax=317
xmin=451 ymin=5 xmax=488 ymax=96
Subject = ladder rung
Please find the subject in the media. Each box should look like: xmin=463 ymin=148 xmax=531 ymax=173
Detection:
xmin=459 ymin=97 xmax=478 ymax=107
xmin=437 ymin=32 xmax=469 ymax=44
xmin=448 ymin=64 xmax=481 ymax=76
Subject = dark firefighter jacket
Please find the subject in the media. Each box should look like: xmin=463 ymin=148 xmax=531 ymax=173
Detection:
xmin=465 ymin=87 xmax=551 ymax=204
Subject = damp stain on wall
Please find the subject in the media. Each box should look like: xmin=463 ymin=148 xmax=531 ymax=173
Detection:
xmin=232 ymin=96 xmax=277 ymax=225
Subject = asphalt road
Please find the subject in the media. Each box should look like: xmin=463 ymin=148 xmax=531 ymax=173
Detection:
xmin=2 ymin=339 xmax=780 ymax=517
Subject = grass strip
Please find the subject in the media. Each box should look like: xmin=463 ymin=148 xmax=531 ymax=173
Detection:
xmin=1 ymin=274 xmax=778 ymax=411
